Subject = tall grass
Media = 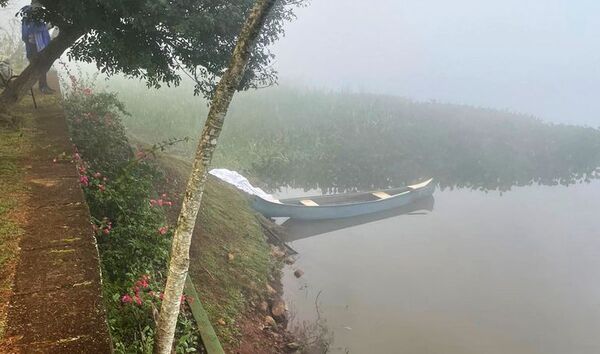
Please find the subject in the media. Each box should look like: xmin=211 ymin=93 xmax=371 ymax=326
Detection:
xmin=104 ymin=77 xmax=600 ymax=192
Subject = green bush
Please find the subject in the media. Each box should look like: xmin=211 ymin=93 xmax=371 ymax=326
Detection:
xmin=62 ymin=69 xmax=198 ymax=353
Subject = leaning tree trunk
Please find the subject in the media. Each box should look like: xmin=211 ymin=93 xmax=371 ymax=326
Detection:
xmin=0 ymin=29 xmax=81 ymax=121
xmin=153 ymin=0 xmax=278 ymax=353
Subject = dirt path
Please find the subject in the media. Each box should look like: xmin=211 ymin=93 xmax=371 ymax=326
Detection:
xmin=0 ymin=95 xmax=112 ymax=352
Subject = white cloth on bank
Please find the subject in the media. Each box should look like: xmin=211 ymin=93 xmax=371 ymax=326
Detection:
xmin=209 ymin=168 xmax=279 ymax=203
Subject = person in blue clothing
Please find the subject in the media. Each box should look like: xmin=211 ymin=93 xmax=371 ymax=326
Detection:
xmin=21 ymin=1 xmax=54 ymax=94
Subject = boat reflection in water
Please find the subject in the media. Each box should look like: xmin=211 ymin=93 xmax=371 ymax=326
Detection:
xmin=280 ymin=195 xmax=434 ymax=242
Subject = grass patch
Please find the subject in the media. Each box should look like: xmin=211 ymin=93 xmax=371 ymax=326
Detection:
xmin=0 ymin=101 xmax=34 ymax=339
xmin=159 ymin=155 xmax=278 ymax=349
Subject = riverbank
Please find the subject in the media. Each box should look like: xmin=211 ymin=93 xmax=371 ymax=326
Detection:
xmin=57 ymin=70 xmax=301 ymax=351
xmin=158 ymin=155 xmax=298 ymax=353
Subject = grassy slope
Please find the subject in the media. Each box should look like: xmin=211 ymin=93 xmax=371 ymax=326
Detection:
xmin=158 ymin=155 xmax=278 ymax=349
xmin=0 ymin=101 xmax=34 ymax=338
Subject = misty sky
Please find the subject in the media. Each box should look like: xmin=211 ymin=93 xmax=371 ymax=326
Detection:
xmin=2 ymin=1 xmax=598 ymax=126
xmin=272 ymin=0 xmax=600 ymax=126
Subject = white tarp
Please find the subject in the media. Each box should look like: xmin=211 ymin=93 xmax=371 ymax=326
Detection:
xmin=209 ymin=168 xmax=280 ymax=203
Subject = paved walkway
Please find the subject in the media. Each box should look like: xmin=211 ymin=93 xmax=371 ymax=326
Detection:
xmin=0 ymin=94 xmax=112 ymax=353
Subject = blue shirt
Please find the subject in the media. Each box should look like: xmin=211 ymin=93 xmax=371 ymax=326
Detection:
xmin=21 ymin=6 xmax=51 ymax=55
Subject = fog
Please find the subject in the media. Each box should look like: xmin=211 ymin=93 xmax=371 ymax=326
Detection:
xmin=272 ymin=0 xmax=600 ymax=126
xmin=2 ymin=2 xmax=600 ymax=353
xmin=3 ymin=1 xmax=598 ymax=126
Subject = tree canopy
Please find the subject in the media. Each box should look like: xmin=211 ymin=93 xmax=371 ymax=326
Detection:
xmin=9 ymin=0 xmax=300 ymax=97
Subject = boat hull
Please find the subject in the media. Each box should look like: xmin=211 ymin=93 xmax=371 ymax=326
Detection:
xmin=251 ymin=180 xmax=435 ymax=220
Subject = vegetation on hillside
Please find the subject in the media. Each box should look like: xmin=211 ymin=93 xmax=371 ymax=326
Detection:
xmin=105 ymin=80 xmax=600 ymax=193
xmin=61 ymin=71 xmax=282 ymax=352
xmin=62 ymin=74 xmax=201 ymax=352
xmin=159 ymin=156 xmax=281 ymax=349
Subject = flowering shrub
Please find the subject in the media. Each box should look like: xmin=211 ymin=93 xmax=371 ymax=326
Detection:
xmin=62 ymin=80 xmax=132 ymax=176
xmin=61 ymin=68 xmax=198 ymax=353
xmin=67 ymin=107 xmax=171 ymax=279
xmin=119 ymin=274 xmax=191 ymax=307
xmin=106 ymin=275 xmax=198 ymax=354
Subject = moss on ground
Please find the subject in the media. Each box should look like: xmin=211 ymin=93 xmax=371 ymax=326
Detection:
xmin=0 ymin=101 xmax=34 ymax=339
xmin=158 ymin=155 xmax=279 ymax=350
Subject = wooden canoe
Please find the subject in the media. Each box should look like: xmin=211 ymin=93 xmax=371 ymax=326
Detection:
xmin=251 ymin=178 xmax=435 ymax=220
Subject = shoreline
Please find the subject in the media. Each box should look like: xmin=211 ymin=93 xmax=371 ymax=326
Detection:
xmin=157 ymin=154 xmax=300 ymax=353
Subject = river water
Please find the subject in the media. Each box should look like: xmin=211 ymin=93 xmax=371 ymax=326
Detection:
xmin=278 ymin=181 xmax=600 ymax=353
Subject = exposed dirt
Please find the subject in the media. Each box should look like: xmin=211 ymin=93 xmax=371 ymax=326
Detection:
xmin=0 ymin=89 xmax=112 ymax=353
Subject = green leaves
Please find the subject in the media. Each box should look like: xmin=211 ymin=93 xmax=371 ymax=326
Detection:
xmin=65 ymin=71 xmax=199 ymax=353
xmin=35 ymin=0 xmax=301 ymax=98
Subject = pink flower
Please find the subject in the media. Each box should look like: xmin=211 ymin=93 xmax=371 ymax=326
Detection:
xmin=83 ymin=88 xmax=92 ymax=96
xmin=93 ymin=172 xmax=102 ymax=179
xmin=135 ymin=275 xmax=149 ymax=289
xmin=134 ymin=294 xmax=142 ymax=305
xmin=79 ymin=175 xmax=89 ymax=186
xmin=73 ymin=153 xmax=81 ymax=160
xmin=151 ymin=198 xmax=172 ymax=207
xmin=102 ymin=228 xmax=110 ymax=235
xmin=135 ymin=150 xmax=146 ymax=160
xmin=121 ymin=294 xmax=133 ymax=304
xmin=158 ymin=226 xmax=168 ymax=235
xmin=135 ymin=275 xmax=149 ymax=287
xmin=98 ymin=184 xmax=106 ymax=192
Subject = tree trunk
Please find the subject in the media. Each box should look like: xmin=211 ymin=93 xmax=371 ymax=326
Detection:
xmin=0 ymin=28 xmax=81 ymax=120
xmin=153 ymin=0 xmax=279 ymax=353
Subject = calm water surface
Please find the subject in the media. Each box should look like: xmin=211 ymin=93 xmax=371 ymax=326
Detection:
xmin=279 ymin=181 xmax=600 ymax=353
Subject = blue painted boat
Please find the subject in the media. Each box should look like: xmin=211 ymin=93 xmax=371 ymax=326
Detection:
xmin=280 ymin=195 xmax=435 ymax=241
xmin=251 ymin=178 xmax=435 ymax=220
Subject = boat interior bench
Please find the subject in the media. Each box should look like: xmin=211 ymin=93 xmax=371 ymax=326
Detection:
xmin=372 ymin=191 xmax=392 ymax=199
xmin=281 ymin=184 xmax=424 ymax=207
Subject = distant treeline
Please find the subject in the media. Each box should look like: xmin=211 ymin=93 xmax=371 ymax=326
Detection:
xmin=108 ymin=79 xmax=600 ymax=192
